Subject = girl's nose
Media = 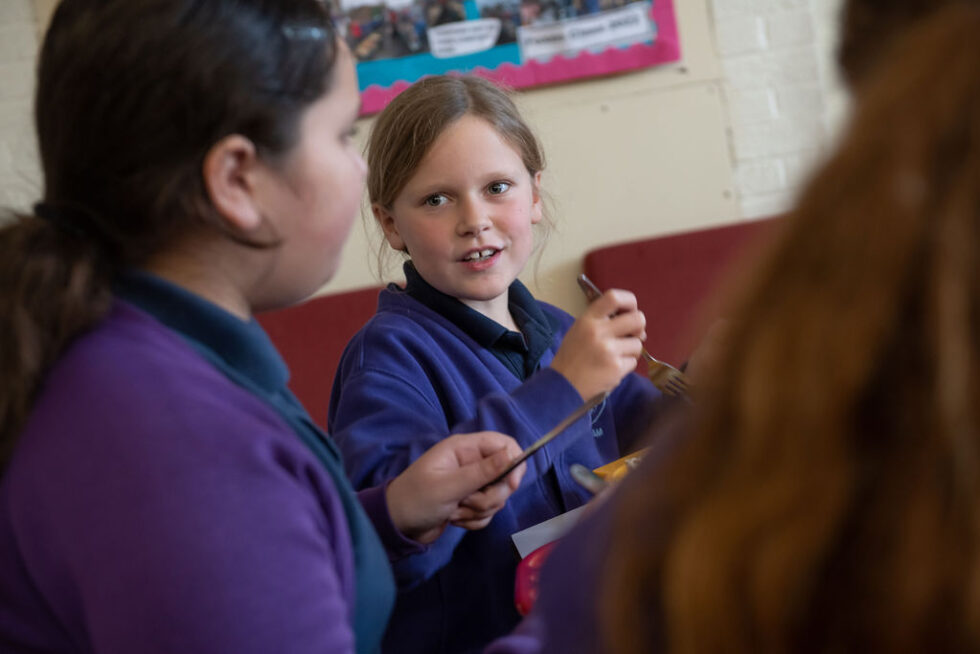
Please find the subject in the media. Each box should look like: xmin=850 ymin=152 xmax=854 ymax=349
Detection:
xmin=456 ymin=199 xmax=491 ymax=237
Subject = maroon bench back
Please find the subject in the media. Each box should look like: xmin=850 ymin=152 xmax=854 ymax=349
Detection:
xmin=584 ymin=217 xmax=781 ymax=367
xmin=257 ymin=285 xmax=383 ymax=429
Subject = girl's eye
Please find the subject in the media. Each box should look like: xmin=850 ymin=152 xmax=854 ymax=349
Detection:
xmin=488 ymin=181 xmax=511 ymax=195
xmin=424 ymin=194 xmax=447 ymax=207
xmin=342 ymin=126 xmax=358 ymax=143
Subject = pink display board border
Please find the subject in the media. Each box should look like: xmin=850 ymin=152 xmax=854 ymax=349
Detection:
xmin=359 ymin=0 xmax=680 ymax=115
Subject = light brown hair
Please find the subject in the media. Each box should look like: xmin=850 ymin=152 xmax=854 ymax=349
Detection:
xmin=603 ymin=5 xmax=980 ymax=653
xmin=367 ymin=75 xmax=545 ymax=208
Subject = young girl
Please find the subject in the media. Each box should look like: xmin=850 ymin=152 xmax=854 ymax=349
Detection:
xmin=328 ymin=75 xmax=665 ymax=653
xmin=0 ymin=3 xmax=525 ymax=653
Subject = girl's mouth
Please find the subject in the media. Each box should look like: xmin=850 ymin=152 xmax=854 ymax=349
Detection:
xmin=461 ymin=248 xmax=500 ymax=262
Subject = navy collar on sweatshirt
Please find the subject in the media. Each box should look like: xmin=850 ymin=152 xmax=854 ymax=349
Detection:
xmin=113 ymin=270 xmax=289 ymax=396
xmin=399 ymin=261 xmax=556 ymax=380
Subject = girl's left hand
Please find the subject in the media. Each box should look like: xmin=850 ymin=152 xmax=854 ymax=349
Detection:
xmin=550 ymin=289 xmax=646 ymax=400
xmin=386 ymin=432 xmax=525 ymax=544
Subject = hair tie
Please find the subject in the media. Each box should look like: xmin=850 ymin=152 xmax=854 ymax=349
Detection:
xmin=33 ymin=202 xmax=90 ymax=238
xmin=281 ymin=25 xmax=328 ymax=41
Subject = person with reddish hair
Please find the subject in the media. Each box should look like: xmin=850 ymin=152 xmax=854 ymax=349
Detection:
xmin=490 ymin=2 xmax=980 ymax=652
xmin=837 ymin=0 xmax=980 ymax=87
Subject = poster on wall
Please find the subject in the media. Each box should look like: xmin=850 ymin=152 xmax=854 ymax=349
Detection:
xmin=330 ymin=0 xmax=680 ymax=114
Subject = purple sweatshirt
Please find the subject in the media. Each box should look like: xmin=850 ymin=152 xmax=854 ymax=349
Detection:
xmin=0 ymin=274 xmax=415 ymax=654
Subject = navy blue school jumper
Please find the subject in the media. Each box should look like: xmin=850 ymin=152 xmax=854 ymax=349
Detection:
xmin=328 ymin=263 xmax=663 ymax=654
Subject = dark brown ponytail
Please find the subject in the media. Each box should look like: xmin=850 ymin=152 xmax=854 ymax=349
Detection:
xmin=0 ymin=213 xmax=111 ymax=466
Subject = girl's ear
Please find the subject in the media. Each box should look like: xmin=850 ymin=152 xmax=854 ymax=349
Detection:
xmin=202 ymin=134 xmax=266 ymax=234
xmin=372 ymin=203 xmax=407 ymax=252
xmin=530 ymin=171 xmax=543 ymax=225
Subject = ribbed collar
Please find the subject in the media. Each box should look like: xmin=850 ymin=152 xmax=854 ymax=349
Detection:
xmin=113 ymin=270 xmax=289 ymax=396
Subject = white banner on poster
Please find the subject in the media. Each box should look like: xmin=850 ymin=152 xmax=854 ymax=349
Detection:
xmin=427 ymin=18 xmax=502 ymax=58
xmin=517 ymin=3 xmax=654 ymax=62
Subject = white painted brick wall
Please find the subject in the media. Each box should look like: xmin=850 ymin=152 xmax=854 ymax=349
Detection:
xmin=812 ymin=0 xmax=849 ymax=136
xmin=0 ymin=0 xmax=40 ymax=215
xmin=712 ymin=0 xmax=812 ymax=21
xmin=714 ymin=15 xmax=767 ymax=56
xmin=766 ymin=9 xmax=815 ymax=49
xmin=712 ymin=0 xmax=845 ymax=219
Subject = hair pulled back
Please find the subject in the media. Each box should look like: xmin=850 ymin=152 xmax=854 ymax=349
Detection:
xmin=0 ymin=0 xmax=338 ymax=468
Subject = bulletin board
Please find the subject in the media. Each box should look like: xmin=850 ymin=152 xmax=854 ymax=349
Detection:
xmin=334 ymin=0 xmax=680 ymax=113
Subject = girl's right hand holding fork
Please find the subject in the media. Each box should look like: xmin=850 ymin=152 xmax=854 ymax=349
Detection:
xmin=550 ymin=289 xmax=647 ymax=400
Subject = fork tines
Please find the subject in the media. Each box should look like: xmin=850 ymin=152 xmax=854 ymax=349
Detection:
xmin=647 ymin=360 xmax=692 ymax=400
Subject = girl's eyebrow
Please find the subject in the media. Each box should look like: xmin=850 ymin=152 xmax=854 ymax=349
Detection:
xmin=405 ymin=167 xmax=523 ymax=194
xmin=404 ymin=180 xmax=447 ymax=196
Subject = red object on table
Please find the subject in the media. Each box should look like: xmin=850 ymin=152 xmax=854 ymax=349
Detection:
xmin=514 ymin=541 xmax=558 ymax=616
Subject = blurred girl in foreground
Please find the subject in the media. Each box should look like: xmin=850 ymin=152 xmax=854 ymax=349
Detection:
xmin=491 ymin=3 xmax=980 ymax=652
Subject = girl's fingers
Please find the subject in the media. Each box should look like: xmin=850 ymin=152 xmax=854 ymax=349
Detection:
xmin=451 ymin=504 xmax=498 ymax=521
xmin=585 ymin=288 xmax=639 ymax=316
xmin=618 ymin=335 xmax=644 ymax=358
xmin=458 ymin=487 xmax=508 ymax=514
xmin=608 ymin=308 xmax=646 ymax=339
xmin=451 ymin=516 xmax=494 ymax=530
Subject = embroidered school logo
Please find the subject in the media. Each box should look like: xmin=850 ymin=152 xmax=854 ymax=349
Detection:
xmin=590 ymin=397 xmax=607 ymax=438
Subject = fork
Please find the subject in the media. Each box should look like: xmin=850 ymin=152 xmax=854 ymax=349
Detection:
xmin=576 ymin=273 xmax=693 ymax=400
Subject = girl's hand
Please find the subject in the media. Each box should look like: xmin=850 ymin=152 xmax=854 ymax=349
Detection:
xmin=550 ymin=289 xmax=646 ymax=400
xmin=386 ymin=432 xmax=525 ymax=544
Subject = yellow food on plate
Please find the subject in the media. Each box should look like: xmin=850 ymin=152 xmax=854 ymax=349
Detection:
xmin=592 ymin=447 xmax=649 ymax=481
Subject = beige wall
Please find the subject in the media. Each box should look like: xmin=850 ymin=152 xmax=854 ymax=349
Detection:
xmin=21 ymin=0 xmax=844 ymax=315
xmin=0 ymin=0 xmax=40 ymax=211
xmin=34 ymin=0 xmax=56 ymax=28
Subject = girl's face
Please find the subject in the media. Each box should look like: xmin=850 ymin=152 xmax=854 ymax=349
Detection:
xmin=375 ymin=114 xmax=542 ymax=321
xmin=253 ymin=42 xmax=366 ymax=309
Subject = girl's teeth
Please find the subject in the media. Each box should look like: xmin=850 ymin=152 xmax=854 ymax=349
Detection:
xmin=465 ymin=249 xmax=496 ymax=261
